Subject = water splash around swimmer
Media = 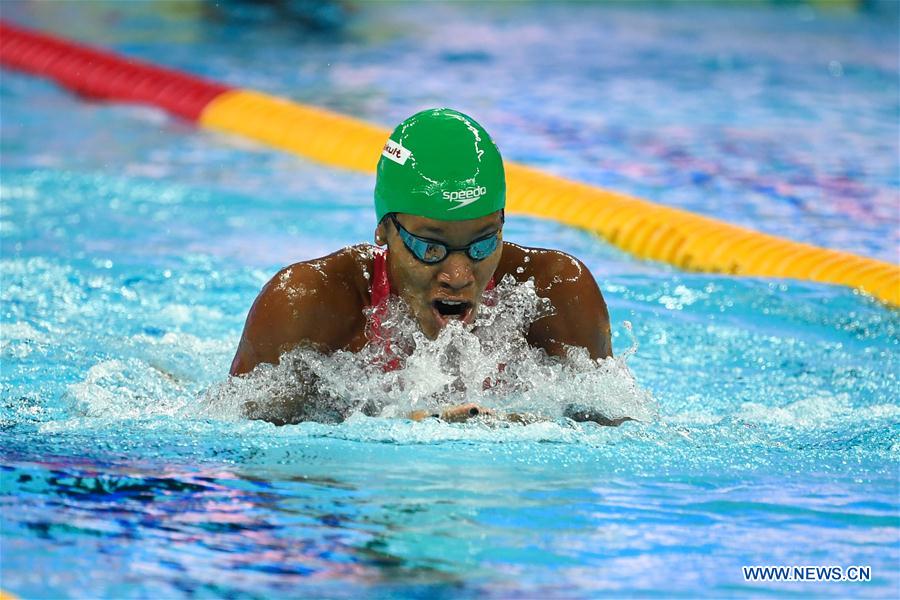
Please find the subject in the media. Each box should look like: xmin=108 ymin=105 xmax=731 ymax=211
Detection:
xmin=204 ymin=276 xmax=656 ymax=425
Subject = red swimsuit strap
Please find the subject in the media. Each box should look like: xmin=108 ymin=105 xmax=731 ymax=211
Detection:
xmin=371 ymin=247 xmax=391 ymax=308
xmin=369 ymin=248 xmax=391 ymax=357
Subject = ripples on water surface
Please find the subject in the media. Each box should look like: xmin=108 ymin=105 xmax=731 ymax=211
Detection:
xmin=1 ymin=1 xmax=898 ymax=598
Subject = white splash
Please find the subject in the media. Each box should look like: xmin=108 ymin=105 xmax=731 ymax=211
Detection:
xmin=202 ymin=276 xmax=656 ymax=426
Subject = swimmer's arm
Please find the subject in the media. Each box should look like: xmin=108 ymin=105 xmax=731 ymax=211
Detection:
xmin=230 ymin=263 xmax=361 ymax=376
xmin=527 ymin=255 xmax=612 ymax=361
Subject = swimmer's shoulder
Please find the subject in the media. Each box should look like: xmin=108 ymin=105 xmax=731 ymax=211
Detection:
xmin=240 ymin=246 xmax=374 ymax=359
xmin=497 ymin=241 xmax=597 ymax=291
xmin=497 ymin=242 xmax=611 ymax=359
xmin=261 ymin=244 xmax=374 ymax=309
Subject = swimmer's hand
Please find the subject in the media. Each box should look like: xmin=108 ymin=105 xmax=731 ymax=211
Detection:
xmin=408 ymin=404 xmax=631 ymax=427
xmin=563 ymin=403 xmax=634 ymax=427
xmin=409 ymin=403 xmax=494 ymax=423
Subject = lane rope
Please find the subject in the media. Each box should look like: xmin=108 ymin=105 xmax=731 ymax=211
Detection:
xmin=2 ymin=19 xmax=897 ymax=306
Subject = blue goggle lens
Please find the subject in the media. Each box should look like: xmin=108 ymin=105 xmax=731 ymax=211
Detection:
xmin=391 ymin=215 xmax=500 ymax=264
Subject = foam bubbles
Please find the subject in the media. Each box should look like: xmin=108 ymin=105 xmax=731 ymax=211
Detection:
xmin=65 ymin=358 xmax=190 ymax=420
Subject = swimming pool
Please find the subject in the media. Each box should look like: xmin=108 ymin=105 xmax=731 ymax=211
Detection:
xmin=2 ymin=1 xmax=898 ymax=597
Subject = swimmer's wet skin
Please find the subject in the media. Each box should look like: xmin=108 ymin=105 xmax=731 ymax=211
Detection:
xmin=230 ymin=108 xmax=617 ymax=425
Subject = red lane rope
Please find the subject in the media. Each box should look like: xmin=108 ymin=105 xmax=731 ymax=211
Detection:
xmin=0 ymin=20 xmax=232 ymax=121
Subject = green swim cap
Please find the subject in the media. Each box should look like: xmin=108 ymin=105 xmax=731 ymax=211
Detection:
xmin=374 ymin=108 xmax=505 ymax=222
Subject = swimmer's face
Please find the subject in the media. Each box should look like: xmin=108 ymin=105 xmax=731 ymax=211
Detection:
xmin=377 ymin=211 xmax=504 ymax=339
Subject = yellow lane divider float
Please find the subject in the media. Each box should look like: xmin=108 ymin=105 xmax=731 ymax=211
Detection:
xmin=201 ymin=89 xmax=899 ymax=306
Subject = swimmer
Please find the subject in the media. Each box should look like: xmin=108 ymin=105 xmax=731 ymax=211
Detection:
xmin=231 ymin=108 xmax=621 ymax=425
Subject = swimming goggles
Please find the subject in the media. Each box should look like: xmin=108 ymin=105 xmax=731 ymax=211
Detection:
xmin=389 ymin=214 xmax=502 ymax=264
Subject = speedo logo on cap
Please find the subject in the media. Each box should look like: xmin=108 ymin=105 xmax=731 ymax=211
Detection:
xmin=444 ymin=186 xmax=487 ymax=210
xmin=382 ymin=139 xmax=411 ymax=166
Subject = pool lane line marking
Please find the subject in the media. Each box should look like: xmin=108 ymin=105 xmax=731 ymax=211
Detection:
xmin=1 ymin=19 xmax=897 ymax=307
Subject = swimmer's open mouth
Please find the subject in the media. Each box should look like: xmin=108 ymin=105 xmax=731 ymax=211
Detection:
xmin=432 ymin=299 xmax=473 ymax=322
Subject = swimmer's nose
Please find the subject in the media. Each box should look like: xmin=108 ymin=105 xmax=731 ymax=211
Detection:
xmin=437 ymin=252 xmax=475 ymax=290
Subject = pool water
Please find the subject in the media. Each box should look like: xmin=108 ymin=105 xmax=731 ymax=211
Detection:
xmin=2 ymin=1 xmax=898 ymax=598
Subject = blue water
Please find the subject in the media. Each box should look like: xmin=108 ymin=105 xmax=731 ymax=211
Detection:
xmin=2 ymin=2 xmax=898 ymax=598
